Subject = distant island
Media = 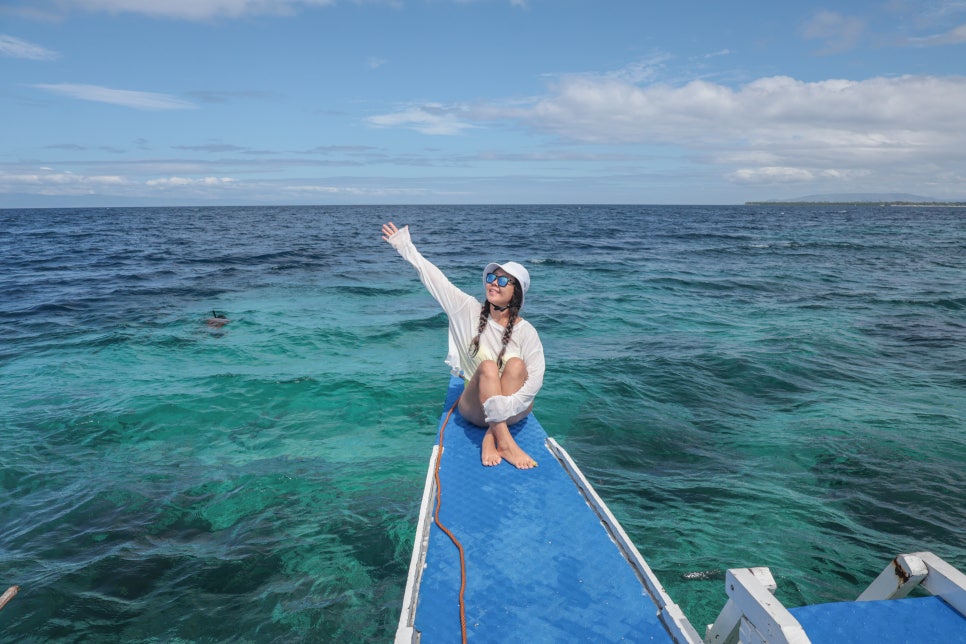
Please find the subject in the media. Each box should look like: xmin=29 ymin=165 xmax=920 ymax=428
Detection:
xmin=746 ymin=192 xmax=966 ymax=206
xmin=746 ymin=200 xmax=966 ymax=206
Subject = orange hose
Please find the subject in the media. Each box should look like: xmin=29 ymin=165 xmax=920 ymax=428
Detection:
xmin=433 ymin=395 xmax=467 ymax=644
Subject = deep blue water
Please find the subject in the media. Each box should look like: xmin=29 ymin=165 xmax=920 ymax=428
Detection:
xmin=1 ymin=204 xmax=964 ymax=641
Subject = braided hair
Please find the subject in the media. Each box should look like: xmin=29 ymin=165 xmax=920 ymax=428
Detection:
xmin=469 ymin=279 xmax=524 ymax=368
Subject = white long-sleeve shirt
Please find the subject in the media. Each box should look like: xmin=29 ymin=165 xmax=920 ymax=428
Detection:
xmin=387 ymin=225 xmax=545 ymax=423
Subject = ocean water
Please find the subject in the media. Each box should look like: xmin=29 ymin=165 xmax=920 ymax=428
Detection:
xmin=1 ymin=204 xmax=964 ymax=641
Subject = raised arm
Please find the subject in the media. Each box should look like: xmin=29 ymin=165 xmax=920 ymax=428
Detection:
xmin=380 ymin=221 xmax=477 ymax=317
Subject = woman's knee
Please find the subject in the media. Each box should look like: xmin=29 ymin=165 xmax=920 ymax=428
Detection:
xmin=502 ymin=357 xmax=528 ymax=380
xmin=477 ymin=360 xmax=500 ymax=379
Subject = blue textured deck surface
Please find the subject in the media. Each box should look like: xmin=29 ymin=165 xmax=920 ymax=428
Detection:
xmin=790 ymin=595 xmax=966 ymax=643
xmin=413 ymin=377 xmax=672 ymax=642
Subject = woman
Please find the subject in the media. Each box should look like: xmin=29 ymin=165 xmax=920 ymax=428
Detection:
xmin=381 ymin=221 xmax=544 ymax=469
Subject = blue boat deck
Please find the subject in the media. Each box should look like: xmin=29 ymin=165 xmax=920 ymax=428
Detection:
xmin=704 ymin=549 xmax=966 ymax=643
xmin=397 ymin=378 xmax=966 ymax=643
xmin=396 ymin=377 xmax=698 ymax=642
xmin=790 ymin=596 xmax=966 ymax=643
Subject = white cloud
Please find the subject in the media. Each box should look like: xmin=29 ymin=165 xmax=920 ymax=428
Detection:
xmin=499 ymin=73 xmax=966 ymax=150
xmin=367 ymin=104 xmax=477 ymax=135
xmin=908 ymin=22 xmax=966 ymax=45
xmin=726 ymin=166 xmax=870 ymax=184
xmin=283 ymin=185 xmax=343 ymax=193
xmin=51 ymin=0 xmax=337 ymax=20
xmin=146 ymin=176 xmax=235 ymax=187
xmin=0 ymin=169 xmax=128 ymax=195
xmin=801 ymin=11 xmax=866 ymax=54
xmin=367 ymin=71 xmax=966 ymax=191
xmin=0 ymin=167 xmax=240 ymax=197
xmin=32 ymin=83 xmax=196 ymax=110
xmin=728 ymin=167 xmax=815 ymax=183
xmin=281 ymin=184 xmax=430 ymax=198
xmin=605 ymin=55 xmax=671 ymax=84
xmin=367 ymin=56 xmax=388 ymax=70
xmin=0 ymin=34 xmax=59 ymax=60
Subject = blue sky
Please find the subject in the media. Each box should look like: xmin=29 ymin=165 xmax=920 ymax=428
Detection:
xmin=2 ymin=0 xmax=966 ymax=206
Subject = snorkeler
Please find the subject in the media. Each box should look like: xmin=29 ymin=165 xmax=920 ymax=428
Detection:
xmin=205 ymin=310 xmax=229 ymax=328
xmin=381 ymin=221 xmax=544 ymax=469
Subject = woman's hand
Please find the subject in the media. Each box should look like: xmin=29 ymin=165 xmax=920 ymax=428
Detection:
xmin=381 ymin=221 xmax=399 ymax=242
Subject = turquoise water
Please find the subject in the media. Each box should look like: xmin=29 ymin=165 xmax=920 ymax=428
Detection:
xmin=2 ymin=205 xmax=964 ymax=640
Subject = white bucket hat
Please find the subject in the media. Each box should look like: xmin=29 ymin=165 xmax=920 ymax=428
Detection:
xmin=483 ymin=261 xmax=530 ymax=311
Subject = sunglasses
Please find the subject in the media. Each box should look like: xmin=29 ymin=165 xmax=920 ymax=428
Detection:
xmin=485 ymin=273 xmax=515 ymax=288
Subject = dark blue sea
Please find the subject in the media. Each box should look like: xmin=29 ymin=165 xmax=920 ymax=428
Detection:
xmin=1 ymin=205 xmax=964 ymax=641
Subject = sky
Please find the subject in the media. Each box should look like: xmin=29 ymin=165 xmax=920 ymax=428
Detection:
xmin=2 ymin=0 xmax=966 ymax=207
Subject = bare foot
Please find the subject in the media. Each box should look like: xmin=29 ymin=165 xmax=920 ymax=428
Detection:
xmin=481 ymin=428 xmax=502 ymax=466
xmin=494 ymin=433 xmax=537 ymax=470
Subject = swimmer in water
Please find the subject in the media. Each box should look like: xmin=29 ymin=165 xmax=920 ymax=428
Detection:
xmin=206 ymin=310 xmax=230 ymax=328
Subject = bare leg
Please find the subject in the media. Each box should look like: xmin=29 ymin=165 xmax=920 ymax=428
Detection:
xmin=460 ymin=359 xmax=537 ymax=469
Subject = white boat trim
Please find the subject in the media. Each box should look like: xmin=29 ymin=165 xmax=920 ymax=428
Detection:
xmin=394 ymin=445 xmax=441 ymax=644
xmin=545 ymin=437 xmax=703 ymax=644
